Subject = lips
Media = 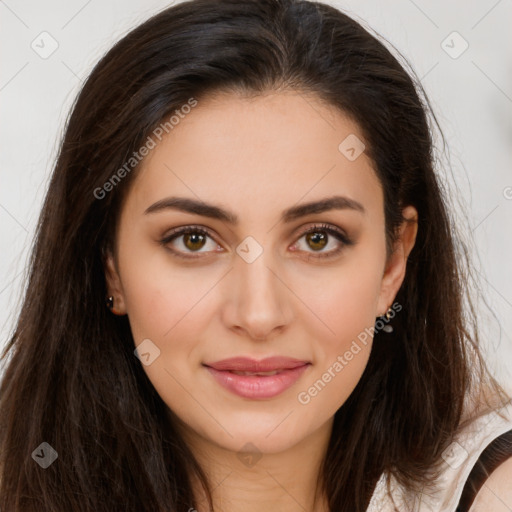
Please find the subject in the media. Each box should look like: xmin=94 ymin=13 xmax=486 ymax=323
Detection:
xmin=204 ymin=356 xmax=309 ymax=372
xmin=203 ymin=356 xmax=311 ymax=399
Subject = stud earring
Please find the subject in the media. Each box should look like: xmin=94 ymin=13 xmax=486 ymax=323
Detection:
xmin=106 ymin=296 xmax=114 ymax=310
xmin=382 ymin=306 xmax=394 ymax=333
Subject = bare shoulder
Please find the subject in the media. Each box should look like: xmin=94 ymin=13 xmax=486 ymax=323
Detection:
xmin=469 ymin=456 xmax=512 ymax=511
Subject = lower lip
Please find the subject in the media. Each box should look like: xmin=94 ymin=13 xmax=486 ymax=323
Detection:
xmin=204 ymin=364 xmax=310 ymax=399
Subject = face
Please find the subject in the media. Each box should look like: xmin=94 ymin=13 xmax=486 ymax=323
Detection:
xmin=105 ymin=90 xmax=417 ymax=455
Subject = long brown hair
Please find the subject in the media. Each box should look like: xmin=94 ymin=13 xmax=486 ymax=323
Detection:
xmin=0 ymin=1 xmax=508 ymax=511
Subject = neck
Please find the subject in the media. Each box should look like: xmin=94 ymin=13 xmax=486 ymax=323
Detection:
xmin=181 ymin=420 xmax=333 ymax=512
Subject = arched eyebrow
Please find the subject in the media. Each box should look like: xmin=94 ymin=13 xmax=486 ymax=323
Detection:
xmin=144 ymin=195 xmax=365 ymax=224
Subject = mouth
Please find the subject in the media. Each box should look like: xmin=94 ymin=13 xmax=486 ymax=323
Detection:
xmin=228 ymin=369 xmax=283 ymax=376
xmin=203 ymin=355 xmax=309 ymax=372
xmin=202 ymin=356 xmax=311 ymax=399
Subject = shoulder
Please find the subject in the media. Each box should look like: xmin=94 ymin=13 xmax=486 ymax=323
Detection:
xmin=366 ymin=398 xmax=512 ymax=512
xmin=437 ymin=397 xmax=512 ymax=511
xmin=458 ymin=397 xmax=512 ymax=511
xmin=469 ymin=455 xmax=512 ymax=511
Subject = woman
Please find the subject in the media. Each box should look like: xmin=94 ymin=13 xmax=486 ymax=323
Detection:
xmin=0 ymin=0 xmax=511 ymax=511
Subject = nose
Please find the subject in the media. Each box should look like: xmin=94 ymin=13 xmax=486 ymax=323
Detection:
xmin=222 ymin=248 xmax=292 ymax=341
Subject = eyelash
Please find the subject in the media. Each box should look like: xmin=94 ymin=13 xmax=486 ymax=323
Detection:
xmin=159 ymin=223 xmax=353 ymax=260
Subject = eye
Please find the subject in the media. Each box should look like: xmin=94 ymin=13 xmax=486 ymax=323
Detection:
xmin=160 ymin=225 xmax=222 ymax=259
xmin=291 ymin=223 xmax=353 ymax=260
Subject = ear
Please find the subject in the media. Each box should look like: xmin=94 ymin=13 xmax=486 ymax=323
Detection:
xmin=376 ymin=205 xmax=418 ymax=316
xmin=104 ymin=248 xmax=127 ymax=315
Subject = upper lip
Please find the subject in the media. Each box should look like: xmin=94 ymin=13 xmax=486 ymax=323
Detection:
xmin=204 ymin=356 xmax=310 ymax=372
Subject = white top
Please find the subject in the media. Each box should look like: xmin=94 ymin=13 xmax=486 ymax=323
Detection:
xmin=366 ymin=400 xmax=512 ymax=511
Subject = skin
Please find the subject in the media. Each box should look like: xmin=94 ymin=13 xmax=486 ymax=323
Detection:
xmin=105 ymin=90 xmax=418 ymax=512
xmin=470 ymin=457 xmax=512 ymax=511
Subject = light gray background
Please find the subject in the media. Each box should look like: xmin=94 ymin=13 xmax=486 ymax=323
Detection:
xmin=1 ymin=0 xmax=511 ymax=391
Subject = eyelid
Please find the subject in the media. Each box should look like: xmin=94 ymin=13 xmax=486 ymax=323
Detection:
xmin=161 ymin=224 xmax=216 ymax=242
xmin=295 ymin=222 xmax=351 ymax=243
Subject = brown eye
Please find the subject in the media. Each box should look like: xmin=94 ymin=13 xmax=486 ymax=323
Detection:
xmin=160 ymin=226 xmax=221 ymax=258
xmin=305 ymin=231 xmax=328 ymax=251
xmin=293 ymin=223 xmax=353 ymax=260
xmin=182 ymin=232 xmax=207 ymax=251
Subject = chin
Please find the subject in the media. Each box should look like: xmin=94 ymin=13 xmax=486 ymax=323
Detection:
xmin=195 ymin=411 xmax=321 ymax=455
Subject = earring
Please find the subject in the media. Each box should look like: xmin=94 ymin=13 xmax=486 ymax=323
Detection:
xmin=382 ymin=307 xmax=393 ymax=333
xmin=106 ymin=296 xmax=114 ymax=310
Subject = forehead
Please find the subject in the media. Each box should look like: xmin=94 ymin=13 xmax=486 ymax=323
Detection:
xmin=124 ymin=91 xmax=383 ymax=222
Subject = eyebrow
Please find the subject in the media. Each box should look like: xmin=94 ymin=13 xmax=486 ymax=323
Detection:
xmin=144 ymin=195 xmax=365 ymax=224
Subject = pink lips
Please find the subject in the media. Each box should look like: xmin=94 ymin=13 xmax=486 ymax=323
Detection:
xmin=203 ymin=356 xmax=310 ymax=399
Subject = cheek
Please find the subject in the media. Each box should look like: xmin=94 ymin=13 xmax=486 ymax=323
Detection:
xmin=299 ymin=252 xmax=384 ymax=354
xmin=118 ymin=250 xmax=216 ymax=418
xmin=117 ymin=233 xmax=214 ymax=345
xmin=293 ymin=252 xmax=384 ymax=411
xmin=312 ymin=269 xmax=380 ymax=328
